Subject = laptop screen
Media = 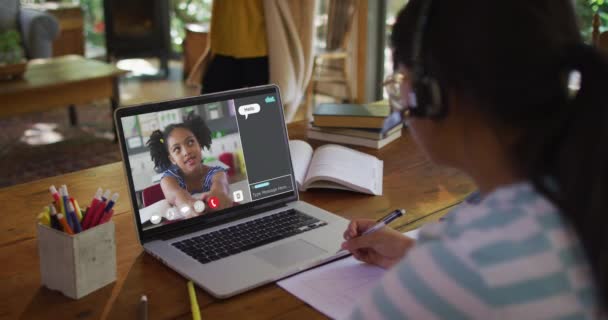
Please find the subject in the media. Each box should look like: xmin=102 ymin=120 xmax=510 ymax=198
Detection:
xmin=115 ymin=86 xmax=297 ymax=240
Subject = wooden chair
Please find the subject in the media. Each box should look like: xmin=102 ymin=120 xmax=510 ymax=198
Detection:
xmin=592 ymin=12 xmax=608 ymax=54
xmin=306 ymin=0 xmax=357 ymax=118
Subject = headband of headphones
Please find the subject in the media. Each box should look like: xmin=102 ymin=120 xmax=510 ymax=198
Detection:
xmin=408 ymin=0 xmax=446 ymax=118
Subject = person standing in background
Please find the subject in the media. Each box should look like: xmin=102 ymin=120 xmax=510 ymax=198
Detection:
xmin=200 ymin=0 xmax=269 ymax=94
xmin=188 ymin=0 xmax=316 ymax=122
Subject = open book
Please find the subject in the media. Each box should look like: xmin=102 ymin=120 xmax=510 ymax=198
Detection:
xmin=289 ymin=140 xmax=383 ymax=196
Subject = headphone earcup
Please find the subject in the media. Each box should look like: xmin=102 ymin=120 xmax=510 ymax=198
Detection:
xmin=411 ymin=76 xmax=446 ymax=118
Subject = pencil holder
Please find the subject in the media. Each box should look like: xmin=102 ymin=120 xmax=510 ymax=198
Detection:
xmin=36 ymin=221 xmax=116 ymax=299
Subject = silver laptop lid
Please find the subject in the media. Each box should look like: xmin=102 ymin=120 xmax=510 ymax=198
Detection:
xmin=114 ymin=85 xmax=298 ymax=244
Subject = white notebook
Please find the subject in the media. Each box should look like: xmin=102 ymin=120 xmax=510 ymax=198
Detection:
xmin=277 ymin=229 xmax=420 ymax=319
xmin=289 ymin=140 xmax=383 ymax=196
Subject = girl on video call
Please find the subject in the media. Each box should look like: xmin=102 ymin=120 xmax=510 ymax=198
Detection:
xmin=147 ymin=113 xmax=232 ymax=216
xmin=341 ymin=0 xmax=606 ymax=318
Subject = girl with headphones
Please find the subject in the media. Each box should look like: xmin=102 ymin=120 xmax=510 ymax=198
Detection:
xmin=340 ymin=0 xmax=606 ymax=318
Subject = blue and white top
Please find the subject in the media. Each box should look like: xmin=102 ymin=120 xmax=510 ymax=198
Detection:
xmin=161 ymin=165 xmax=225 ymax=194
xmin=347 ymin=182 xmax=599 ymax=319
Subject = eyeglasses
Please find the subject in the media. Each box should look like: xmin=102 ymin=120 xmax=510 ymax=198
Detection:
xmin=383 ymin=72 xmax=409 ymax=117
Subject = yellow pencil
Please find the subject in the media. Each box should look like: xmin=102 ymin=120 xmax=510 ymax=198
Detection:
xmin=72 ymin=198 xmax=83 ymax=221
xmin=187 ymin=281 xmax=201 ymax=320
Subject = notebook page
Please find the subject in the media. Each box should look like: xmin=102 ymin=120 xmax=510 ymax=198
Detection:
xmin=288 ymin=140 xmax=314 ymax=189
xmin=277 ymin=229 xmax=419 ymax=319
xmin=304 ymin=144 xmax=383 ymax=195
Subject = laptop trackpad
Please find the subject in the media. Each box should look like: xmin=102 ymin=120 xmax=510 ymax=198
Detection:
xmin=254 ymin=239 xmax=327 ymax=269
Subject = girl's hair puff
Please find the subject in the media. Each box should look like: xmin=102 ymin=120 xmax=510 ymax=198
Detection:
xmin=147 ymin=129 xmax=171 ymax=171
xmin=146 ymin=112 xmax=213 ymax=172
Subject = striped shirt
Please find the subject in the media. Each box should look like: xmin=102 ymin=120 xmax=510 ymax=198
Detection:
xmin=161 ymin=165 xmax=225 ymax=194
xmin=347 ymin=182 xmax=600 ymax=319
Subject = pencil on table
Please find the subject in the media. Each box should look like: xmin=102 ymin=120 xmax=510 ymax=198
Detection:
xmin=139 ymin=295 xmax=148 ymax=320
xmin=187 ymin=281 xmax=201 ymax=320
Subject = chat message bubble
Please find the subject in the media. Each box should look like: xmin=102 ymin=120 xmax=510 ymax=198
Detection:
xmin=238 ymin=103 xmax=261 ymax=119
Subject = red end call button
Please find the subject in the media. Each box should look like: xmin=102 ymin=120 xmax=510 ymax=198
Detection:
xmin=208 ymin=196 xmax=220 ymax=209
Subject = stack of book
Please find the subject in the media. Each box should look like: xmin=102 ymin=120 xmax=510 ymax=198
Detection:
xmin=308 ymin=100 xmax=403 ymax=149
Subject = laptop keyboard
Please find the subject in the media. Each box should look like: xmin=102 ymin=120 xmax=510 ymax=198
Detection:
xmin=172 ymin=209 xmax=327 ymax=264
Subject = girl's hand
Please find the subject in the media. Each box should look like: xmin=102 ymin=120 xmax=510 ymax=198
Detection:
xmin=341 ymin=219 xmax=415 ymax=269
xmin=179 ymin=198 xmax=204 ymax=218
xmin=202 ymin=171 xmax=233 ymax=211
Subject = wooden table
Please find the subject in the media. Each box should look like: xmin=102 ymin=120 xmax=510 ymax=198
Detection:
xmin=0 ymin=121 xmax=476 ymax=319
xmin=0 ymin=55 xmax=126 ymax=127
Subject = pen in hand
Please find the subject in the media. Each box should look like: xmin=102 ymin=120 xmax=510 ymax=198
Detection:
xmin=338 ymin=209 xmax=406 ymax=253
xmin=362 ymin=209 xmax=406 ymax=236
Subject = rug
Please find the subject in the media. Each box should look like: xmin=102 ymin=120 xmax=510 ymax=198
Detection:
xmin=0 ymin=101 xmax=122 ymax=188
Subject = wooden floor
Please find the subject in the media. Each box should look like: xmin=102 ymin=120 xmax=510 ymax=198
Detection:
xmin=119 ymin=59 xmax=199 ymax=106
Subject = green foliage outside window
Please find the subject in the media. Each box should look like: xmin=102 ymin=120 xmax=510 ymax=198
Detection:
xmin=79 ymin=0 xmax=105 ymax=48
xmin=0 ymin=30 xmax=24 ymax=64
xmin=170 ymin=0 xmax=213 ymax=52
xmin=575 ymin=0 xmax=608 ymax=41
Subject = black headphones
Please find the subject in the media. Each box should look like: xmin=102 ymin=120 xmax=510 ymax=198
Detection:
xmin=408 ymin=0 xmax=447 ymax=118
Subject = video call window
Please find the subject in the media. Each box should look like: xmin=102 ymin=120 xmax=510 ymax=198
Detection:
xmin=121 ymin=93 xmax=296 ymax=231
xmin=122 ymin=100 xmax=252 ymax=230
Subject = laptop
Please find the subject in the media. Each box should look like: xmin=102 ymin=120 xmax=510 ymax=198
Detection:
xmin=114 ymin=85 xmax=350 ymax=298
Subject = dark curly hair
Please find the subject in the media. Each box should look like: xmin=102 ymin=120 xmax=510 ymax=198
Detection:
xmin=147 ymin=112 xmax=212 ymax=172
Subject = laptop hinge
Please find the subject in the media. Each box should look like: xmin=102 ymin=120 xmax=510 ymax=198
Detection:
xmin=146 ymin=202 xmax=289 ymax=242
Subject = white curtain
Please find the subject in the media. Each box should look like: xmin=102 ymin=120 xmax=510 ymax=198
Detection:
xmin=187 ymin=0 xmax=317 ymax=123
xmin=264 ymin=0 xmax=316 ymax=122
